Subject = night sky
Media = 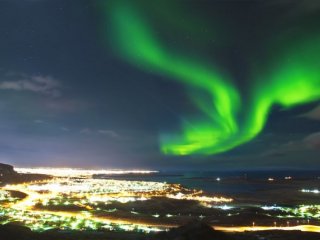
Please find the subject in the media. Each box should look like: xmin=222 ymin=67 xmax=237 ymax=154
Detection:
xmin=0 ymin=0 xmax=319 ymax=170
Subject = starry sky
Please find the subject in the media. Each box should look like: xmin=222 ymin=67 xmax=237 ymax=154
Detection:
xmin=0 ymin=0 xmax=319 ymax=170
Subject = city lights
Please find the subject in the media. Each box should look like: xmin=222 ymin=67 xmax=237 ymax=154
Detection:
xmin=0 ymin=168 xmax=232 ymax=233
xmin=1 ymin=168 xmax=320 ymax=235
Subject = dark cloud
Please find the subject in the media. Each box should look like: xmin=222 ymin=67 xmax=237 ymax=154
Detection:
xmin=304 ymin=132 xmax=320 ymax=150
xmin=302 ymin=105 xmax=320 ymax=121
xmin=0 ymin=73 xmax=61 ymax=97
xmin=34 ymin=119 xmax=45 ymax=124
xmin=265 ymin=0 xmax=320 ymax=17
xmin=260 ymin=131 xmax=320 ymax=159
xmin=41 ymin=98 xmax=89 ymax=113
xmin=80 ymin=128 xmax=124 ymax=139
xmin=97 ymin=130 xmax=120 ymax=138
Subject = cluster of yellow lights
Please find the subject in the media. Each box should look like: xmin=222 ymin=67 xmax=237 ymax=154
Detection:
xmin=301 ymin=189 xmax=320 ymax=194
xmin=167 ymin=192 xmax=232 ymax=203
xmin=0 ymin=167 xmax=232 ymax=232
xmin=261 ymin=204 xmax=320 ymax=219
xmin=215 ymin=225 xmax=320 ymax=233
xmin=4 ymin=168 xmax=318 ymax=234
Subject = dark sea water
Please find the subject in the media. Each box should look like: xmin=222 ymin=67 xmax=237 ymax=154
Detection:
xmin=109 ymin=170 xmax=320 ymax=195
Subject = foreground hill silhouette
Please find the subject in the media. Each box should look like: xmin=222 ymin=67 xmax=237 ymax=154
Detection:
xmin=0 ymin=222 xmax=235 ymax=240
xmin=1 ymin=222 xmax=320 ymax=240
xmin=152 ymin=221 xmax=232 ymax=240
xmin=151 ymin=221 xmax=320 ymax=240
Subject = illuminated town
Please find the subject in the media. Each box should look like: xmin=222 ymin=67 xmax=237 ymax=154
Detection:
xmin=1 ymin=167 xmax=320 ymax=237
xmin=0 ymin=168 xmax=232 ymax=233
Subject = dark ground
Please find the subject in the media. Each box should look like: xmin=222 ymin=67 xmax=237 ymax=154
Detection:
xmin=1 ymin=222 xmax=320 ymax=240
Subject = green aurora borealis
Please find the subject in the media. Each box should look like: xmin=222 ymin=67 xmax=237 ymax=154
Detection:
xmin=103 ymin=1 xmax=320 ymax=156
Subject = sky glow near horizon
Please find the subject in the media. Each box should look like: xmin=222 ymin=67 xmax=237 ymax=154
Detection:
xmin=16 ymin=167 xmax=158 ymax=177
